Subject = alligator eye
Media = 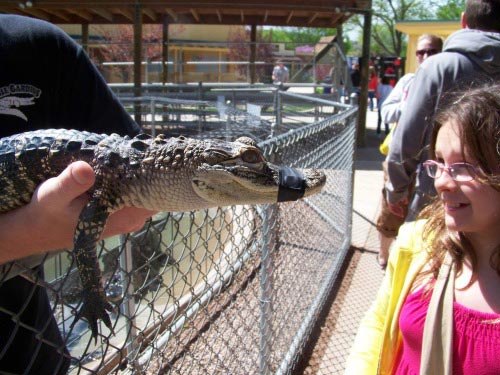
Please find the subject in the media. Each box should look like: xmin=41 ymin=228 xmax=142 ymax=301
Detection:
xmin=241 ymin=149 xmax=264 ymax=164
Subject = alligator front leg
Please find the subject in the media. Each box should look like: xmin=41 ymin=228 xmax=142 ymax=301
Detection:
xmin=72 ymin=197 xmax=114 ymax=342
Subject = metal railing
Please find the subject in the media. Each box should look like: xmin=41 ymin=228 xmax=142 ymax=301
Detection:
xmin=89 ymin=38 xmax=352 ymax=90
xmin=0 ymin=89 xmax=357 ymax=374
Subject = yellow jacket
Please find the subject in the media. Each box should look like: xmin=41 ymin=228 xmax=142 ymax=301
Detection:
xmin=345 ymin=220 xmax=429 ymax=374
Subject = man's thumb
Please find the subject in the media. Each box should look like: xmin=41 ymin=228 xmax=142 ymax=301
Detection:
xmin=53 ymin=161 xmax=95 ymax=201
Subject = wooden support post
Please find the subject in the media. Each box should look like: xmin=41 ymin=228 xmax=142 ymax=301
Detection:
xmin=133 ymin=3 xmax=143 ymax=125
xmin=250 ymin=24 xmax=257 ymax=84
xmin=81 ymin=23 xmax=89 ymax=53
xmin=162 ymin=15 xmax=169 ymax=86
xmin=357 ymin=9 xmax=372 ymax=147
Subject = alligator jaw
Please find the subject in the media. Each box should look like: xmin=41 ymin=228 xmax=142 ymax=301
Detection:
xmin=192 ymin=167 xmax=278 ymax=206
xmin=192 ymin=164 xmax=326 ymax=207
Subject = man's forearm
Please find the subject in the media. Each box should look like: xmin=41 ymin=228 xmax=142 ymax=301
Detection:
xmin=384 ymin=154 xmax=413 ymax=205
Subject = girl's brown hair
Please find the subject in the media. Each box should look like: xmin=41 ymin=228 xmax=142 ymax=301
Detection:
xmin=419 ymin=82 xmax=500 ymax=282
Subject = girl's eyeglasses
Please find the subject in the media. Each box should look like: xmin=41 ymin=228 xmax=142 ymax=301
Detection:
xmin=423 ymin=160 xmax=479 ymax=182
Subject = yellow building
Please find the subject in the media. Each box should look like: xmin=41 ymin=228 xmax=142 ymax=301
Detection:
xmin=396 ymin=20 xmax=461 ymax=73
xmin=61 ymin=24 xmax=247 ymax=83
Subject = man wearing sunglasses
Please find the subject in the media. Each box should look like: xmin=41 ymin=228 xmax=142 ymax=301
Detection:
xmin=385 ymin=0 xmax=500 ymax=222
xmin=375 ymin=33 xmax=442 ymax=270
xmin=381 ymin=34 xmax=443 ymax=126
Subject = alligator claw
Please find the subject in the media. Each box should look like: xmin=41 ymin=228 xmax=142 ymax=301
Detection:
xmin=73 ymin=295 xmax=114 ymax=343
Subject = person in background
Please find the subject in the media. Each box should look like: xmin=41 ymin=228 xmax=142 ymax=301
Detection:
xmin=350 ymin=62 xmax=361 ymax=95
xmin=375 ymin=33 xmax=443 ymax=269
xmin=368 ymin=66 xmax=378 ymax=111
xmin=375 ymin=76 xmax=392 ymax=136
xmin=381 ymin=34 xmax=443 ymax=125
xmin=385 ymin=0 xmax=500 ymax=222
xmin=272 ymin=60 xmax=289 ymax=85
xmin=0 ymin=15 xmax=155 ymax=374
xmin=345 ymin=82 xmax=500 ymax=375
xmin=383 ymin=65 xmax=396 ymax=87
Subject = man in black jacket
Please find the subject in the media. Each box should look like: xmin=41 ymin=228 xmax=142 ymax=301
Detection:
xmin=0 ymin=15 xmax=154 ymax=374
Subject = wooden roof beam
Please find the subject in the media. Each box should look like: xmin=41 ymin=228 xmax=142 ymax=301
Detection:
xmin=65 ymin=8 xmax=93 ymax=22
xmin=240 ymin=10 xmax=244 ymax=23
xmin=19 ymin=8 xmax=51 ymax=21
xmin=114 ymin=7 xmax=134 ymax=21
xmin=165 ymin=8 xmax=178 ymax=22
xmin=307 ymin=12 xmax=318 ymax=25
xmin=90 ymin=8 xmax=114 ymax=22
xmin=216 ymin=9 xmax=222 ymax=23
xmin=0 ymin=6 xmax=23 ymax=17
xmin=286 ymin=11 xmax=293 ymax=24
xmin=263 ymin=10 xmax=269 ymax=23
xmin=190 ymin=8 xmax=200 ymax=22
xmin=330 ymin=13 xmax=343 ymax=26
xmin=42 ymin=8 xmax=72 ymax=22
xmin=143 ymin=7 xmax=157 ymax=22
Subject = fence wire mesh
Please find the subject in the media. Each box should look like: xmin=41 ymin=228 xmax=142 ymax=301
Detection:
xmin=0 ymin=89 xmax=357 ymax=374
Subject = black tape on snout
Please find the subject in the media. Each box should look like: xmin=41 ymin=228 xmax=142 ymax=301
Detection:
xmin=278 ymin=166 xmax=306 ymax=202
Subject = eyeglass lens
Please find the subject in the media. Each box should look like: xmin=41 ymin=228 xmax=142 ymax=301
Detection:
xmin=424 ymin=161 xmax=475 ymax=182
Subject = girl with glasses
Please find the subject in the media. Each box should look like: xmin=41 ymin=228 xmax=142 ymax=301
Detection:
xmin=346 ymin=82 xmax=500 ymax=374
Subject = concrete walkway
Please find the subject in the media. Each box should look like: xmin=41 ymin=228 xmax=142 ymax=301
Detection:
xmin=295 ymin=109 xmax=388 ymax=374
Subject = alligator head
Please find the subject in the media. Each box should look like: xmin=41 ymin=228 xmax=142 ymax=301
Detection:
xmin=191 ymin=136 xmax=326 ymax=206
xmin=129 ymin=135 xmax=327 ymax=211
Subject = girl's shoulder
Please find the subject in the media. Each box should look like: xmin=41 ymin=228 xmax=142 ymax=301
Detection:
xmin=395 ymin=220 xmax=428 ymax=254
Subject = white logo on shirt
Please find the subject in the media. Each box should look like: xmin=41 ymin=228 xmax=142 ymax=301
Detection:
xmin=0 ymin=84 xmax=41 ymax=121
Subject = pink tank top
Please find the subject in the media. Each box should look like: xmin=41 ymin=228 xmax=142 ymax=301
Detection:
xmin=394 ymin=285 xmax=500 ymax=375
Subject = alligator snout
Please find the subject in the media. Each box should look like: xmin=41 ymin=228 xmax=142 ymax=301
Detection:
xmin=278 ymin=166 xmax=326 ymax=202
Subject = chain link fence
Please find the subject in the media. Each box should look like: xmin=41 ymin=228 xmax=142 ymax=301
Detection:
xmin=0 ymin=89 xmax=357 ymax=374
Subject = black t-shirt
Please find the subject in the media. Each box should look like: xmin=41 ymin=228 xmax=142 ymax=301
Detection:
xmin=0 ymin=15 xmax=140 ymax=374
xmin=0 ymin=14 xmax=139 ymax=137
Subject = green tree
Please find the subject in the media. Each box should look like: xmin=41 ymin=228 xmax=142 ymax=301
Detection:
xmin=436 ymin=0 xmax=465 ymax=19
xmin=372 ymin=0 xmax=439 ymax=56
xmin=262 ymin=27 xmax=337 ymax=48
xmin=347 ymin=0 xmax=446 ymax=57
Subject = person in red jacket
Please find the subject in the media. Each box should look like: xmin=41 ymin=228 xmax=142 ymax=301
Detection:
xmin=384 ymin=65 xmax=396 ymax=87
xmin=367 ymin=66 xmax=378 ymax=111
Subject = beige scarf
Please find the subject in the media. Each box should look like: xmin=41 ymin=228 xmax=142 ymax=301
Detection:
xmin=420 ymin=252 xmax=455 ymax=375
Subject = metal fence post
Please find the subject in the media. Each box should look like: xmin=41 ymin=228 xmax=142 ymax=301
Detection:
xmin=118 ymin=235 xmax=140 ymax=371
xmin=259 ymin=203 xmax=276 ymax=375
xmin=274 ymin=89 xmax=282 ymax=131
xmin=350 ymin=92 xmax=358 ymax=105
xmin=150 ymin=98 xmax=156 ymax=137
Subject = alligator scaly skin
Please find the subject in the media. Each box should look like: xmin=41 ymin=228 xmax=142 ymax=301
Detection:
xmin=0 ymin=128 xmax=327 ymax=340
xmin=0 ymin=129 xmax=132 ymax=339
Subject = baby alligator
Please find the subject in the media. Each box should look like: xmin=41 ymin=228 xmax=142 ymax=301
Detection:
xmin=0 ymin=129 xmax=326 ymax=340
